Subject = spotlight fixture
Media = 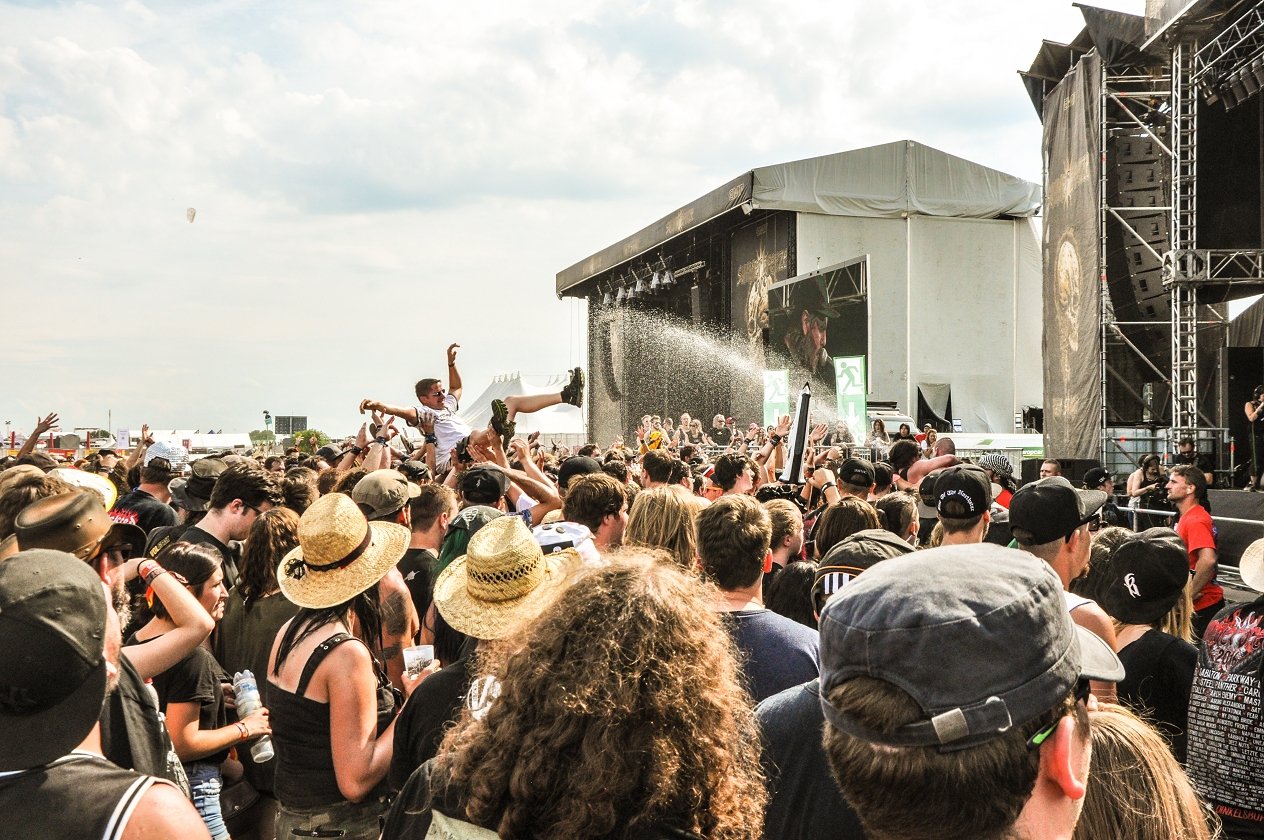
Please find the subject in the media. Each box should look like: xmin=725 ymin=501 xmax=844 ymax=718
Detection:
xmin=649 ymin=270 xmax=662 ymax=291
xmin=602 ymin=287 xmax=613 ymax=306
xmin=662 ymin=269 xmax=675 ymax=288
xmin=615 ymin=286 xmax=626 ymax=304
xmin=632 ymin=275 xmax=647 ymax=298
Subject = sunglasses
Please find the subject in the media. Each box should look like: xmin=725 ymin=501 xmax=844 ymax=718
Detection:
xmin=1026 ymin=678 xmax=1091 ymax=749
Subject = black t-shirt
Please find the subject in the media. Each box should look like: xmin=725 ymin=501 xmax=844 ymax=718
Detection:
xmin=128 ymin=635 xmax=230 ymax=766
xmin=178 ymin=526 xmax=241 ymax=588
xmin=710 ymin=427 xmax=733 ymax=447
xmin=398 ymin=547 xmax=437 ymax=630
xmin=390 ymin=649 xmax=473 ymax=791
xmin=381 ymin=760 xmax=703 ymax=840
xmin=99 ymin=655 xmax=186 ymax=791
xmin=756 ymin=679 xmax=867 ymax=840
xmin=110 ymin=488 xmax=177 ymax=534
xmin=722 ymin=609 xmax=819 ymax=703
xmin=1117 ymin=628 xmax=1197 ymax=763
xmin=1186 ymin=598 xmax=1264 ymax=838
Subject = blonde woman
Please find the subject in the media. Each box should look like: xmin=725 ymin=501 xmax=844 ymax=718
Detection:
xmin=1074 ymin=705 xmax=1219 ymax=840
xmin=624 ymin=486 xmax=706 ymax=569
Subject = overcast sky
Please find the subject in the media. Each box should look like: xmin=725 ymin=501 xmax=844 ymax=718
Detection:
xmin=1 ymin=0 xmax=1143 ymax=439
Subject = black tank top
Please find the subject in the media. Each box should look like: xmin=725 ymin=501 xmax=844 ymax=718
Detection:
xmin=269 ymin=633 xmax=396 ymax=808
xmin=0 ymin=751 xmax=161 ymax=840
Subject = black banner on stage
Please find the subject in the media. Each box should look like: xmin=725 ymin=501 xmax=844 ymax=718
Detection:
xmin=1042 ymin=52 xmax=1101 ymax=460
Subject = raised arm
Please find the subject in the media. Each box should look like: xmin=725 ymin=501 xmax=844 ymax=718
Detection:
xmin=16 ymin=412 xmax=58 ymax=459
xmin=446 ymin=343 xmax=463 ymax=403
xmin=360 ymin=398 xmax=419 ymax=427
xmin=122 ymin=560 xmax=215 ymax=680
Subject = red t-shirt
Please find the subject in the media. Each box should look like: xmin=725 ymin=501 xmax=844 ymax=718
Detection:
xmin=1175 ymin=504 xmax=1221 ymax=610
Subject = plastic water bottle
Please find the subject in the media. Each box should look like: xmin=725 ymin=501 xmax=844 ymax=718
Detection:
xmin=232 ymin=670 xmax=275 ymax=763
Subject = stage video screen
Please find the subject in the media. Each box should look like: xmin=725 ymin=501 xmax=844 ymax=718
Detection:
xmin=763 ymin=257 xmax=868 ymax=406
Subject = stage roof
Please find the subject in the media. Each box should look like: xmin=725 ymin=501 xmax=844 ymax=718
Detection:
xmin=555 ymin=140 xmax=1041 ymax=295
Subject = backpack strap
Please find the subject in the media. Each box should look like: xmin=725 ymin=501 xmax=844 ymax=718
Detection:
xmin=295 ymin=632 xmax=361 ymax=697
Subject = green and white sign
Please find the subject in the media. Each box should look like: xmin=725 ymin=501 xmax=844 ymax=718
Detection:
xmin=834 ymin=355 xmax=867 ymax=432
xmin=763 ymin=370 xmax=790 ymax=427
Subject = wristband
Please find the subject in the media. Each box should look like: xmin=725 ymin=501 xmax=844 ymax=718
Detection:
xmin=139 ymin=561 xmax=165 ymax=587
xmin=349 ymin=445 xmax=363 ymax=456
xmin=821 ymin=481 xmax=837 ymax=491
xmin=374 ymin=437 xmax=389 ymax=446
xmin=770 ymin=434 xmax=783 ymax=446
xmin=424 ymin=433 xmax=438 ymax=445
xmin=235 ymin=722 xmax=249 ymax=742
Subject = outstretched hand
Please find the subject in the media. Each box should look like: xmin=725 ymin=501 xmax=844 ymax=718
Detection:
xmin=446 ymin=343 xmax=460 ymax=366
xmin=774 ymin=415 xmax=792 ymax=438
xmin=33 ymin=412 xmax=59 ymax=435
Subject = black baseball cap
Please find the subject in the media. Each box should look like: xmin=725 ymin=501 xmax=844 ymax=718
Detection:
xmin=459 ymin=467 xmax=510 ymax=505
xmin=813 ymin=529 xmax=914 ymax=613
xmin=1082 ymin=467 xmax=1111 ymax=490
xmin=1009 ymin=477 xmax=1107 ymax=545
xmin=935 ymin=465 xmax=991 ymax=520
xmin=819 ymin=544 xmax=1124 ymax=752
xmin=838 ymin=457 xmax=876 ymax=489
xmin=1099 ymin=528 xmax=1190 ymax=625
xmin=557 ymin=456 xmax=602 ymax=491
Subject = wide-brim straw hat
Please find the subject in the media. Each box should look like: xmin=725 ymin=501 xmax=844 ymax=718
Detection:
xmin=1242 ymin=537 xmax=1264 ymax=593
xmin=433 ymin=515 xmax=581 ymax=640
xmin=278 ymin=493 xmax=409 ymax=609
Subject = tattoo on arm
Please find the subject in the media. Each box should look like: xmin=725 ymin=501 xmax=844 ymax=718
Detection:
xmin=382 ymin=589 xmax=409 ymax=638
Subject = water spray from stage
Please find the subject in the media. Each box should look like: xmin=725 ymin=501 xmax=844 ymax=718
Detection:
xmin=609 ymin=308 xmax=841 ymax=426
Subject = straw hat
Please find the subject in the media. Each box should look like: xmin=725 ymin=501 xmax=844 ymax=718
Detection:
xmin=277 ymin=493 xmax=409 ymax=609
xmin=1241 ymin=537 xmax=1264 ymax=593
xmin=433 ymin=515 xmax=580 ymax=640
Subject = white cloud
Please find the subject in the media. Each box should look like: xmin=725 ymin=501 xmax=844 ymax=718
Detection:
xmin=0 ymin=0 xmax=1142 ymax=434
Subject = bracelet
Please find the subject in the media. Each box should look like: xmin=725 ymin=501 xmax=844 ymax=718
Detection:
xmin=235 ymin=722 xmax=249 ymax=742
xmin=349 ymin=445 xmax=363 ymax=455
xmin=374 ymin=436 xmax=389 ymax=445
xmin=139 ymin=561 xmax=165 ymax=587
xmin=821 ymin=481 xmax=837 ymax=491
xmin=424 ymin=433 xmax=438 ymax=445
xmin=770 ymin=434 xmax=783 ymax=446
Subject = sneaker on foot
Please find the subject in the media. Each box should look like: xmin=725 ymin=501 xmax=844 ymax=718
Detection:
xmin=561 ymin=367 xmax=585 ymax=409
xmin=490 ymin=399 xmax=515 ymax=452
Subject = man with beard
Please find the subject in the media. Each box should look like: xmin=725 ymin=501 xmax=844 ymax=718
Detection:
xmin=9 ymin=490 xmax=212 ymax=790
xmin=0 ymin=549 xmax=208 ymax=838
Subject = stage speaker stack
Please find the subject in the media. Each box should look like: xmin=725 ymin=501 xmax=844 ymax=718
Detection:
xmin=1105 ymin=134 xmax=1171 ymax=321
xmin=1102 ymin=132 xmax=1174 ymax=424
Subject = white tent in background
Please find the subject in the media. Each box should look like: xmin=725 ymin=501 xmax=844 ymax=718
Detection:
xmin=462 ymin=373 xmax=587 ymax=443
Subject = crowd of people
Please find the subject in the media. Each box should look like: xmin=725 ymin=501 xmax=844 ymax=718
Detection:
xmin=1 ymin=343 xmax=1260 ymax=840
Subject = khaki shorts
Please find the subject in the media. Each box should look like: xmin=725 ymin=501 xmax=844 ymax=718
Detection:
xmin=275 ymin=796 xmax=388 ymax=840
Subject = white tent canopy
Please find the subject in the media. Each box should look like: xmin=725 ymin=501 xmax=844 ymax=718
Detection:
xmin=462 ymin=373 xmax=587 ymax=438
xmin=749 ymin=140 xmax=1042 ymax=219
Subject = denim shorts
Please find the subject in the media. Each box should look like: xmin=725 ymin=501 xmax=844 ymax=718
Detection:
xmin=186 ymin=761 xmax=230 ymax=840
xmin=275 ymin=796 xmax=388 ymax=840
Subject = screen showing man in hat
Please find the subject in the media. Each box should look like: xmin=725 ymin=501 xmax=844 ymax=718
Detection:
xmin=764 ymin=262 xmax=868 ymax=402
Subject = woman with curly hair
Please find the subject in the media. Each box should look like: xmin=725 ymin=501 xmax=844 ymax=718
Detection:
xmin=381 ymin=551 xmax=768 ymax=840
xmin=623 ymin=486 xmax=706 ymax=570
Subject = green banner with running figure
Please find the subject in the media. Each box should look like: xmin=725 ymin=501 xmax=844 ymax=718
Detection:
xmin=763 ymin=370 xmax=790 ymax=427
xmin=834 ymin=355 xmax=867 ymax=434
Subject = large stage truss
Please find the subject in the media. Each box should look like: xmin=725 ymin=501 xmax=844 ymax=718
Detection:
xmin=1034 ymin=2 xmax=1264 ymax=475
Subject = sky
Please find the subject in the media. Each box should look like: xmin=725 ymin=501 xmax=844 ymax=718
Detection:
xmin=0 ymin=0 xmax=1145 ymax=439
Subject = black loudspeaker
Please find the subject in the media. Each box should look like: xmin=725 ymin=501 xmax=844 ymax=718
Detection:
xmin=1020 ymin=458 xmax=1102 ymax=487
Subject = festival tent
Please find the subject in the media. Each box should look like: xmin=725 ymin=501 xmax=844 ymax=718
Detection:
xmin=461 ymin=373 xmax=587 ymax=445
